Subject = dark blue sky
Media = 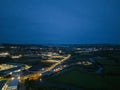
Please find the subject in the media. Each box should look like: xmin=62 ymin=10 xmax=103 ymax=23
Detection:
xmin=0 ymin=0 xmax=120 ymax=44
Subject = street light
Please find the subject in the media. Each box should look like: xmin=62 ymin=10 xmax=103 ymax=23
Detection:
xmin=40 ymin=78 xmax=42 ymax=82
xmin=40 ymin=73 xmax=42 ymax=76
xmin=11 ymin=77 xmax=14 ymax=80
xmin=9 ymin=72 xmax=12 ymax=75
xmin=18 ymin=76 xmax=20 ymax=80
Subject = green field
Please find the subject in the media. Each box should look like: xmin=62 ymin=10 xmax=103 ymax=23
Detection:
xmin=95 ymin=57 xmax=119 ymax=65
xmin=46 ymin=67 xmax=120 ymax=90
xmin=45 ymin=52 xmax=120 ymax=90
xmin=95 ymin=57 xmax=120 ymax=74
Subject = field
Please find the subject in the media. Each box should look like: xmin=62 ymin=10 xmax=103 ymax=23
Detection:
xmin=95 ymin=57 xmax=120 ymax=74
xmin=46 ymin=67 xmax=120 ymax=90
xmin=46 ymin=51 xmax=120 ymax=90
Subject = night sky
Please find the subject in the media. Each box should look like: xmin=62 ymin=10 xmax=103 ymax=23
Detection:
xmin=0 ymin=0 xmax=120 ymax=44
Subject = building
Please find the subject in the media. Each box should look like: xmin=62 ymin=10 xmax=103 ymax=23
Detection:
xmin=0 ymin=52 xmax=9 ymax=57
xmin=7 ymin=79 xmax=19 ymax=90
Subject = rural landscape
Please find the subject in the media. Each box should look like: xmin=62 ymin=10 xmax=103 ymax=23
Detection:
xmin=0 ymin=44 xmax=120 ymax=90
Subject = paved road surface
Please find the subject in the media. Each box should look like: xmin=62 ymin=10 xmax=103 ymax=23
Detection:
xmin=0 ymin=80 xmax=7 ymax=90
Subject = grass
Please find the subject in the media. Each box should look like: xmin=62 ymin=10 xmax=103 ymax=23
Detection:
xmin=103 ymin=66 xmax=120 ymax=74
xmin=0 ymin=78 xmax=8 ymax=81
xmin=46 ymin=66 xmax=120 ymax=90
xmin=46 ymin=68 xmax=107 ymax=89
xmin=96 ymin=58 xmax=117 ymax=65
xmin=25 ymin=79 xmax=66 ymax=90
xmin=104 ymin=76 xmax=120 ymax=89
xmin=95 ymin=57 xmax=120 ymax=74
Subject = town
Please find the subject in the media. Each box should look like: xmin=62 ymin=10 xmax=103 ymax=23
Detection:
xmin=0 ymin=44 xmax=120 ymax=90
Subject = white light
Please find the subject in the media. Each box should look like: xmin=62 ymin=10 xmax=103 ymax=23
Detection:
xmin=40 ymin=79 xmax=42 ymax=82
xmin=18 ymin=69 xmax=21 ymax=72
xmin=42 ymin=68 xmax=44 ymax=70
xmin=40 ymin=73 xmax=42 ymax=76
xmin=18 ymin=76 xmax=20 ymax=80
xmin=11 ymin=77 xmax=14 ymax=80
xmin=9 ymin=72 xmax=12 ymax=75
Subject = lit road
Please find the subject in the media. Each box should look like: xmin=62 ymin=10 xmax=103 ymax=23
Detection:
xmin=47 ymin=54 xmax=71 ymax=71
xmin=18 ymin=54 xmax=71 ymax=90
xmin=23 ymin=54 xmax=71 ymax=79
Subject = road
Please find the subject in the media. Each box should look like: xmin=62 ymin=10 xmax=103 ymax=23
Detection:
xmin=0 ymin=80 xmax=7 ymax=90
xmin=89 ymin=58 xmax=104 ymax=74
xmin=48 ymin=54 xmax=71 ymax=71
xmin=19 ymin=54 xmax=71 ymax=90
xmin=27 ymin=54 xmax=71 ymax=78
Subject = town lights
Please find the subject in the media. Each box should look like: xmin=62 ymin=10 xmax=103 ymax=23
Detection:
xmin=11 ymin=77 xmax=15 ymax=80
xmin=40 ymin=78 xmax=42 ymax=82
xmin=17 ymin=76 xmax=20 ymax=80
xmin=40 ymin=73 xmax=42 ymax=76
